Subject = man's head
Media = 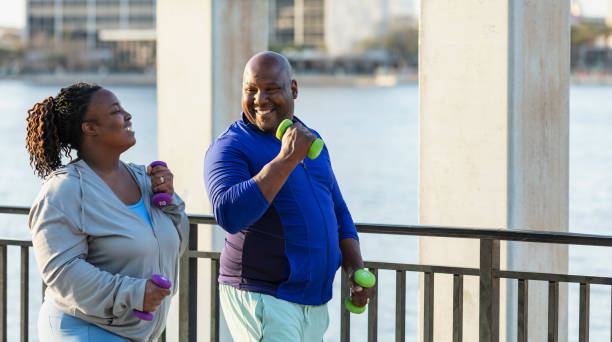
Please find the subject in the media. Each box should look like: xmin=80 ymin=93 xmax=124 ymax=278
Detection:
xmin=242 ymin=51 xmax=298 ymax=134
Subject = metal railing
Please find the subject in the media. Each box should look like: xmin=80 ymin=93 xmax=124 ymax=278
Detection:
xmin=2 ymin=205 xmax=612 ymax=342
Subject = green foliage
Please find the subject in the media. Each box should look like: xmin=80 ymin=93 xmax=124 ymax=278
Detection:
xmin=0 ymin=47 xmax=23 ymax=60
xmin=358 ymin=23 xmax=418 ymax=66
xmin=571 ymin=22 xmax=612 ymax=46
xmin=268 ymin=43 xmax=327 ymax=53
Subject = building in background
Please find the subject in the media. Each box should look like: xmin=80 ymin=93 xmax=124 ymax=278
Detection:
xmin=25 ymin=0 xmax=156 ymax=73
xmin=569 ymin=0 xmax=612 ymax=73
xmin=325 ymin=0 xmax=416 ymax=57
xmin=269 ymin=0 xmax=325 ymax=50
xmin=607 ymin=0 xmax=612 ymax=27
xmin=0 ymin=27 xmax=23 ymax=75
xmin=269 ymin=0 xmax=418 ymax=74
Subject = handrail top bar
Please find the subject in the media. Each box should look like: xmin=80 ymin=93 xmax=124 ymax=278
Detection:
xmin=3 ymin=205 xmax=612 ymax=247
xmin=356 ymin=223 xmax=612 ymax=247
xmin=0 ymin=239 xmax=33 ymax=247
xmin=0 ymin=206 xmax=30 ymax=215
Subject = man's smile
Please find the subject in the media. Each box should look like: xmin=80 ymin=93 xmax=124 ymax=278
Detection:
xmin=255 ymin=107 xmax=276 ymax=116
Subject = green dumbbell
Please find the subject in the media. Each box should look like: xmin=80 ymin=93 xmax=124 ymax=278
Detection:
xmin=275 ymin=119 xmax=324 ymax=159
xmin=344 ymin=269 xmax=376 ymax=314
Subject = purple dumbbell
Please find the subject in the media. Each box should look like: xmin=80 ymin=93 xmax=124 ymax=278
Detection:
xmin=133 ymin=274 xmax=172 ymax=321
xmin=149 ymin=161 xmax=172 ymax=207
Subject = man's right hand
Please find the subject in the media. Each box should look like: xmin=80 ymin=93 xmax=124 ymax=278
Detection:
xmin=142 ymin=279 xmax=171 ymax=312
xmin=253 ymin=121 xmax=317 ymax=203
xmin=278 ymin=121 xmax=316 ymax=165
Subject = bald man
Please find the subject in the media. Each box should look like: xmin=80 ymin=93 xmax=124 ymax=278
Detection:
xmin=204 ymin=51 xmax=373 ymax=341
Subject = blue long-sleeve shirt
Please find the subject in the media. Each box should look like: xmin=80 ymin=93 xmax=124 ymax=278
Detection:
xmin=203 ymin=114 xmax=358 ymax=305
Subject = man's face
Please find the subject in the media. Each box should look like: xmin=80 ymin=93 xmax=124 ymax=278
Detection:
xmin=242 ymin=63 xmax=298 ymax=135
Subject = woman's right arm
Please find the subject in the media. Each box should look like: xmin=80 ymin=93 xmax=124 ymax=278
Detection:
xmin=29 ymin=197 xmax=148 ymax=319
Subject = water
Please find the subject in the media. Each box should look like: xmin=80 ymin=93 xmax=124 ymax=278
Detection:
xmin=0 ymin=80 xmax=610 ymax=341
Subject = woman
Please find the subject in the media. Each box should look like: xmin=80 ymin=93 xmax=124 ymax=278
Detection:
xmin=25 ymin=82 xmax=189 ymax=341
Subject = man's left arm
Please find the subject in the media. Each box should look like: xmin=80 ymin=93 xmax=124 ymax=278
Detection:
xmin=331 ymin=169 xmax=375 ymax=307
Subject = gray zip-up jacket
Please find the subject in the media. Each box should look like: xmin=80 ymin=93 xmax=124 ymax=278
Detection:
xmin=28 ymin=159 xmax=189 ymax=341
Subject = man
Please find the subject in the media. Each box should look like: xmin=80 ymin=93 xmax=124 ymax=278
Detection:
xmin=204 ymin=51 xmax=373 ymax=341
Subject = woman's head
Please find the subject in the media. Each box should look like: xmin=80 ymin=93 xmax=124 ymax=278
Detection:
xmin=26 ymin=83 xmax=137 ymax=178
xmin=26 ymin=82 xmax=101 ymax=178
xmin=80 ymin=88 xmax=135 ymax=154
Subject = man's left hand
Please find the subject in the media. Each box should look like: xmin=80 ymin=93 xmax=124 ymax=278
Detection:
xmin=347 ymin=269 xmax=376 ymax=307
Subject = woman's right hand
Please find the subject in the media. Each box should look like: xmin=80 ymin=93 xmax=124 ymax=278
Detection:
xmin=142 ymin=279 xmax=171 ymax=312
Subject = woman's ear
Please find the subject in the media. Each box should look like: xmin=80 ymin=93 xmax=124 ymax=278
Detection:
xmin=81 ymin=122 xmax=97 ymax=136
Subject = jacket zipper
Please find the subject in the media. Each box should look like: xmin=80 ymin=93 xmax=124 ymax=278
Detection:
xmin=301 ymin=160 xmax=331 ymax=303
xmin=143 ymin=175 xmax=164 ymax=339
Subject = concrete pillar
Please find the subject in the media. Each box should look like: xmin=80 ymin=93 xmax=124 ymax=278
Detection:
xmin=119 ymin=0 xmax=129 ymax=30
xmin=419 ymin=1 xmax=569 ymax=342
xmin=157 ymin=0 xmax=268 ymax=340
xmin=86 ymin=0 xmax=95 ymax=49
xmin=294 ymin=0 xmax=304 ymax=46
xmin=53 ymin=0 xmax=62 ymax=46
xmin=607 ymin=0 xmax=612 ymax=27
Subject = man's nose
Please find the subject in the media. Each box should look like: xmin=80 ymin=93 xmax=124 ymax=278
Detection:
xmin=124 ymin=111 xmax=132 ymax=121
xmin=254 ymin=91 xmax=268 ymax=105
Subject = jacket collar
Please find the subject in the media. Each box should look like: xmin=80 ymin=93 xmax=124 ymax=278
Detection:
xmin=240 ymin=112 xmax=305 ymax=134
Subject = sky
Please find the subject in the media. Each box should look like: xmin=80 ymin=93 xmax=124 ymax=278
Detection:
xmin=0 ymin=0 xmax=609 ymax=29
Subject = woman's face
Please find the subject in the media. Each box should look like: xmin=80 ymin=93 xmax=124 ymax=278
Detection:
xmin=82 ymin=89 xmax=136 ymax=153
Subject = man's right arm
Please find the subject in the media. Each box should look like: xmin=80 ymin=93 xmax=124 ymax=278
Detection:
xmin=252 ymin=122 xmax=314 ymax=202
xmin=203 ymin=122 xmax=314 ymax=233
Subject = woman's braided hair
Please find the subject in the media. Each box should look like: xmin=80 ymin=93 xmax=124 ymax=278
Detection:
xmin=25 ymin=82 xmax=101 ymax=178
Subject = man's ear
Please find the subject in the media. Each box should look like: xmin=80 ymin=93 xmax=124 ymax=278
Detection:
xmin=291 ymin=79 xmax=298 ymax=99
xmin=81 ymin=122 xmax=97 ymax=136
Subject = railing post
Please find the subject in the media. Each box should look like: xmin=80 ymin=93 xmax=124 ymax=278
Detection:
xmin=341 ymin=270 xmax=350 ymax=342
xmin=423 ymin=272 xmax=434 ymax=342
xmin=479 ymin=239 xmax=499 ymax=342
xmin=396 ymin=270 xmax=406 ymax=342
xmin=548 ymin=281 xmax=559 ymax=342
xmin=0 ymin=245 xmax=6 ymax=342
xmin=579 ymin=283 xmax=590 ymax=342
xmin=367 ymin=268 xmax=378 ymax=342
xmin=178 ymin=244 xmax=189 ymax=341
xmin=453 ymin=274 xmax=463 ymax=342
xmin=517 ymin=279 xmax=528 ymax=342
xmin=20 ymin=246 xmax=29 ymax=342
xmin=210 ymin=258 xmax=220 ymax=342
xmin=179 ymin=223 xmax=198 ymax=342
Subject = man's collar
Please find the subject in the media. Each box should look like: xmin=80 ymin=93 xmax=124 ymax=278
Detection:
xmin=241 ymin=112 xmax=260 ymax=132
xmin=240 ymin=112 xmax=304 ymax=133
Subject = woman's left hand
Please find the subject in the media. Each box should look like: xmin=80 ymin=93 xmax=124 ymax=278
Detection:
xmin=147 ymin=163 xmax=174 ymax=197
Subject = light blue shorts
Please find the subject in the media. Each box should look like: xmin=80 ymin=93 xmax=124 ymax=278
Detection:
xmin=219 ymin=284 xmax=329 ymax=342
xmin=38 ymin=300 xmax=126 ymax=342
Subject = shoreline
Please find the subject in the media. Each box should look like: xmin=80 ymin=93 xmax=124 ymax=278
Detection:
xmin=1 ymin=73 xmax=157 ymax=86
xmin=2 ymin=72 xmax=612 ymax=87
